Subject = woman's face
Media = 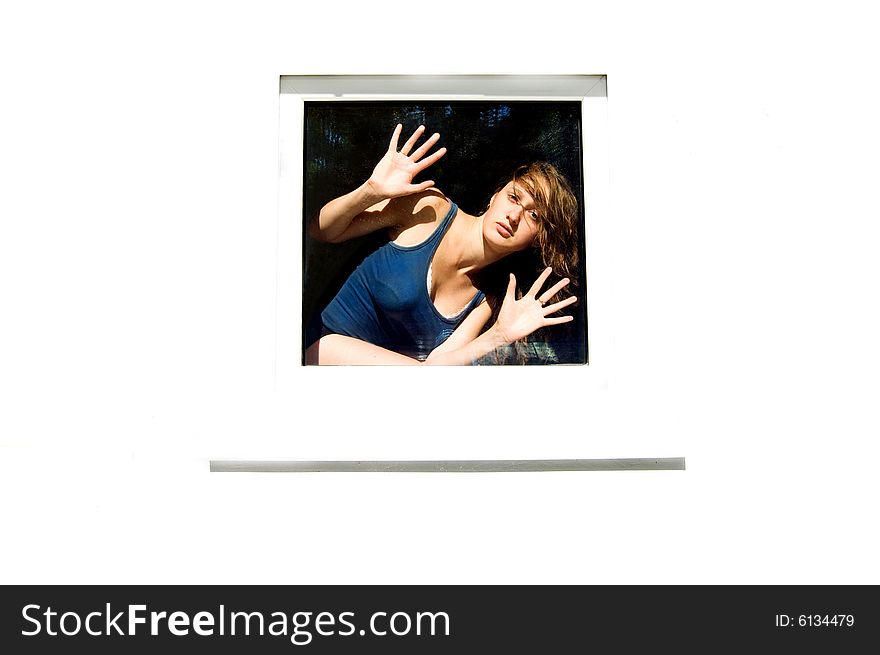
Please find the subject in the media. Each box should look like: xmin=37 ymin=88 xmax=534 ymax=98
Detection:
xmin=483 ymin=181 xmax=541 ymax=253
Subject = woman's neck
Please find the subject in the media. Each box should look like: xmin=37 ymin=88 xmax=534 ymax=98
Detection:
xmin=445 ymin=211 xmax=505 ymax=273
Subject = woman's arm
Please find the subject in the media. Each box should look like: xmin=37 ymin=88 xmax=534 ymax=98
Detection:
xmin=309 ymin=124 xmax=447 ymax=243
xmin=309 ymin=325 xmax=508 ymax=366
xmin=304 ymin=306 xmax=493 ymax=366
xmin=426 ymin=268 xmax=577 ymax=365
xmin=424 ymin=301 xmax=493 ymax=363
xmin=307 ymin=183 xmax=391 ymax=244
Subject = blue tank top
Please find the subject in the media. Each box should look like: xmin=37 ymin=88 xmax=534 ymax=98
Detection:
xmin=321 ymin=201 xmax=485 ymax=361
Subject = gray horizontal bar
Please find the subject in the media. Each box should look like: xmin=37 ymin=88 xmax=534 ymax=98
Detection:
xmin=210 ymin=458 xmax=685 ymax=473
xmin=280 ymin=75 xmax=607 ymax=98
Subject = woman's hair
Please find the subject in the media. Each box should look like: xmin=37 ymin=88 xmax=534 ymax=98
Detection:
xmin=475 ymin=162 xmax=580 ymax=364
xmin=508 ymin=161 xmax=579 ymax=284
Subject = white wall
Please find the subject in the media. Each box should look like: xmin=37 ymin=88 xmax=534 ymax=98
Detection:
xmin=1 ymin=0 xmax=878 ymax=583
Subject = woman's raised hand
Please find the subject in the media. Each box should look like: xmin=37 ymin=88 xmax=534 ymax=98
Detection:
xmin=366 ymin=124 xmax=447 ymax=199
xmin=495 ymin=268 xmax=577 ymax=344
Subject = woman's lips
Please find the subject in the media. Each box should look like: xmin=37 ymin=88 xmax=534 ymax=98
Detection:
xmin=495 ymin=222 xmax=513 ymax=237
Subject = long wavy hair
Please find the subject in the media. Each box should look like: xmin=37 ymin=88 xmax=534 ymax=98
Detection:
xmin=475 ymin=162 xmax=580 ymax=364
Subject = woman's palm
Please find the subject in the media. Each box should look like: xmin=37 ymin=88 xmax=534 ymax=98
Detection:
xmin=496 ymin=269 xmax=577 ymax=343
xmin=368 ymin=124 xmax=447 ymax=199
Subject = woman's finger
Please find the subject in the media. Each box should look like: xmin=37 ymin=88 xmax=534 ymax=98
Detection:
xmin=414 ymin=147 xmax=447 ymax=172
xmin=505 ymin=273 xmax=517 ymax=301
xmin=410 ymin=132 xmax=440 ymax=161
xmin=543 ymin=315 xmax=574 ymax=326
xmin=527 ymin=267 xmax=553 ymax=297
xmin=388 ymin=124 xmax=403 ymax=153
xmin=409 ymin=180 xmax=436 ymax=193
xmin=537 ymin=277 xmax=570 ymax=303
xmin=543 ymin=295 xmax=577 ymax=314
xmin=399 ymin=125 xmax=425 ymax=156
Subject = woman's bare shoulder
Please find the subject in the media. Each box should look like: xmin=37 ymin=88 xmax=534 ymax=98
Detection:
xmin=388 ymin=190 xmax=451 ymax=241
xmin=410 ymin=188 xmax=449 ymax=214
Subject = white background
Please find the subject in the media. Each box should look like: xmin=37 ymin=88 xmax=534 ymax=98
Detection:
xmin=1 ymin=1 xmax=878 ymax=583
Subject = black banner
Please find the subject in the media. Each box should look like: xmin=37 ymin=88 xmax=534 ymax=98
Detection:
xmin=1 ymin=586 xmax=876 ymax=653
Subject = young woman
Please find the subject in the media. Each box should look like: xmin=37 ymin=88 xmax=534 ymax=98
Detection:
xmin=305 ymin=124 xmax=580 ymax=365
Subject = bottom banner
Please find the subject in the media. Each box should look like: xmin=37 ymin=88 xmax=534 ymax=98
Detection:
xmin=1 ymin=585 xmax=875 ymax=652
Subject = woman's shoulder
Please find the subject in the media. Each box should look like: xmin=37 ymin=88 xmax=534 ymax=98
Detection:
xmin=389 ymin=189 xmax=448 ymax=227
xmin=412 ymin=188 xmax=450 ymax=214
xmin=383 ymin=188 xmax=448 ymax=217
xmin=389 ymin=190 xmax=452 ymax=244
